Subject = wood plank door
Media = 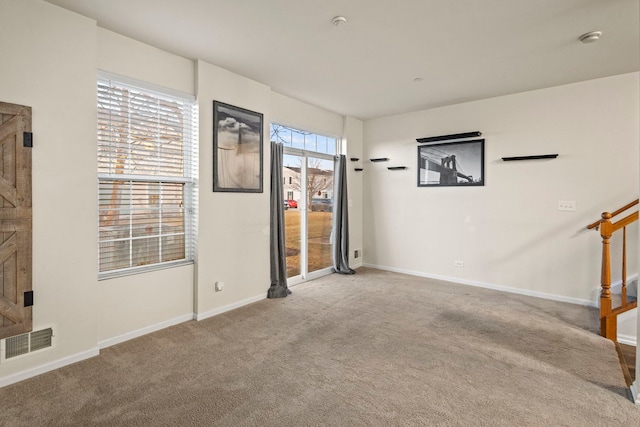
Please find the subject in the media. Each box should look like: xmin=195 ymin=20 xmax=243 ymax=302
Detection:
xmin=0 ymin=102 xmax=32 ymax=340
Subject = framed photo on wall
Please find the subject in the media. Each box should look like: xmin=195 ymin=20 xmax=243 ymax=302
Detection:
xmin=213 ymin=101 xmax=263 ymax=192
xmin=417 ymin=139 xmax=484 ymax=187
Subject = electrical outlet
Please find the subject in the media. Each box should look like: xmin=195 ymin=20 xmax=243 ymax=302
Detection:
xmin=215 ymin=281 xmax=224 ymax=292
xmin=354 ymin=250 xmax=360 ymax=259
xmin=557 ymin=200 xmax=576 ymax=211
xmin=454 ymin=260 xmax=464 ymax=267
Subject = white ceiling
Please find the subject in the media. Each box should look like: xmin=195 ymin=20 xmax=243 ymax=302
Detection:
xmin=46 ymin=0 xmax=639 ymax=120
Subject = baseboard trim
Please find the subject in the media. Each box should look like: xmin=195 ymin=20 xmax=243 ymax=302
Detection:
xmin=617 ymin=334 xmax=638 ymax=347
xmin=0 ymin=347 xmax=99 ymax=389
xmin=363 ymin=263 xmax=597 ymax=307
xmin=98 ymin=313 xmax=194 ymax=349
xmin=196 ymin=294 xmax=266 ymax=321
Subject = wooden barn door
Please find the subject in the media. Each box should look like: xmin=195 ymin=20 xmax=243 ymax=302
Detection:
xmin=0 ymin=102 xmax=32 ymax=340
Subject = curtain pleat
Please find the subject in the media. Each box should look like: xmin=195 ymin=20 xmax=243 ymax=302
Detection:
xmin=268 ymin=141 xmax=291 ymax=298
xmin=332 ymin=155 xmax=355 ymax=275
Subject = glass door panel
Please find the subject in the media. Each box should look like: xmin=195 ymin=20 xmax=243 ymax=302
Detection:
xmin=306 ymin=156 xmax=333 ymax=274
xmin=283 ymin=153 xmax=302 ymax=278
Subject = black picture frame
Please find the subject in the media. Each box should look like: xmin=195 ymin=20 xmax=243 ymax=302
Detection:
xmin=213 ymin=101 xmax=263 ymax=192
xmin=417 ymin=139 xmax=485 ymax=187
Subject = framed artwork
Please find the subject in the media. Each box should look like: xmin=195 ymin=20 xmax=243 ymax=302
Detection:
xmin=417 ymin=139 xmax=484 ymax=187
xmin=213 ymin=101 xmax=263 ymax=192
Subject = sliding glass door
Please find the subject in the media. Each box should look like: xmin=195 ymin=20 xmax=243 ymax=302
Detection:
xmin=273 ymin=124 xmax=336 ymax=284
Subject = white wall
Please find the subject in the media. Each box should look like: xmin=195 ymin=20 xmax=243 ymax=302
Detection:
xmin=95 ymin=28 xmax=196 ymax=344
xmin=363 ymin=73 xmax=640 ymax=305
xmin=618 ymin=307 xmax=637 ymax=346
xmin=345 ymin=116 xmax=364 ymax=268
xmin=271 ymin=92 xmax=344 ymax=138
xmin=194 ymin=60 xmax=272 ymax=318
xmin=0 ymin=0 xmax=99 ymax=379
xmin=97 ymin=28 xmax=194 ymax=95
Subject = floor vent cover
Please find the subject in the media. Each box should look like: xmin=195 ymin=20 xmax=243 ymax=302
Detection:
xmin=2 ymin=328 xmax=54 ymax=361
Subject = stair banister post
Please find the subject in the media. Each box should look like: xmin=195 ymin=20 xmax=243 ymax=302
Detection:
xmin=599 ymin=212 xmax=614 ymax=339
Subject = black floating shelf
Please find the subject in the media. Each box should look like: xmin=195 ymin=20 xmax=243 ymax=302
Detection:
xmin=354 ymin=168 xmax=364 ymax=172
xmin=417 ymin=131 xmax=481 ymax=143
xmin=501 ymin=154 xmax=558 ymax=161
xmin=370 ymin=158 xmax=390 ymax=162
xmin=350 ymin=157 xmax=360 ymax=162
xmin=387 ymin=166 xmax=407 ymax=170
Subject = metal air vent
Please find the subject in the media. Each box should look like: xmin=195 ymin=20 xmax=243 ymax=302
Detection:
xmin=1 ymin=328 xmax=54 ymax=362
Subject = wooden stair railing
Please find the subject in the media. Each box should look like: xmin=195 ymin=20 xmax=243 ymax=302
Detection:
xmin=587 ymin=199 xmax=639 ymax=341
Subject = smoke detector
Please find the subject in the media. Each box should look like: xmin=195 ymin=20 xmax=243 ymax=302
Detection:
xmin=332 ymin=16 xmax=347 ymax=26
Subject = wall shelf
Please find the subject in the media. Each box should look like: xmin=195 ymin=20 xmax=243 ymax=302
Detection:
xmin=417 ymin=131 xmax=481 ymax=143
xmin=350 ymin=157 xmax=360 ymax=162
xmin=370 ymin=158 xmax=390 ymax=162
xmin=354 ymin=168 xmax=364 ymax=172
xmin=501 ymin=154 xmax=558 ymax=161
xmin=387 ymin=166 xmax=407 ymax=170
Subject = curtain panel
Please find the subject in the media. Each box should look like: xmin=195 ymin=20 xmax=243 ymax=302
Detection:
xmin=268 ymin=141 xmax=290 ymax=298
xmin=332 ymin=155 xmax=355 ymax=275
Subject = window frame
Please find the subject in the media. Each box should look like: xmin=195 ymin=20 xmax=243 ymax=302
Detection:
xmin=97 ymin=72 xmax=198 ymax=280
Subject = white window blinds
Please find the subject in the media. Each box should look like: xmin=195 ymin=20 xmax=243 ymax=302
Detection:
xmin=97 ymin=75 xmax=198 ymax=277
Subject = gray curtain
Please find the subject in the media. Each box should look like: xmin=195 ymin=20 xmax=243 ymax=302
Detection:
xmin=268 ymin=141 xmax=290 ymax=298
xmin=332 ymin=155 xmax=355 ymax=274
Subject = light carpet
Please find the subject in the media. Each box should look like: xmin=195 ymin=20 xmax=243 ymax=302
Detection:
xmin=1 ymin=267 xmax=639 ymax=426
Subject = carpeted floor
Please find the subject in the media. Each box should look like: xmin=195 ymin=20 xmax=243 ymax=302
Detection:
xmin=1 ymin=267 xmax=639 ymax=426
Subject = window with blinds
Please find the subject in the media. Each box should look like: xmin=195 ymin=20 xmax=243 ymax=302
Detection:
xmin=97 ymin=74 xmax=198 ymax=278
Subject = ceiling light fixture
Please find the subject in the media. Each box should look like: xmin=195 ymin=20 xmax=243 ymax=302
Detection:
xmin=578 ymin=31 xmax=602 ymax=44
xmin=331 ymin=16 xmax=347 ymax=26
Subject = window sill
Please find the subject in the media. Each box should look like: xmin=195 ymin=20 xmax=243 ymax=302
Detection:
xmin=98 ymin=260 xmax=194 ymax=281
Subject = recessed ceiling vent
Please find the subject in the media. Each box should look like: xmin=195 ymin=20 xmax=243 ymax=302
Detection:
xmin=1 ymin=327 xmax=54 ymax=362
